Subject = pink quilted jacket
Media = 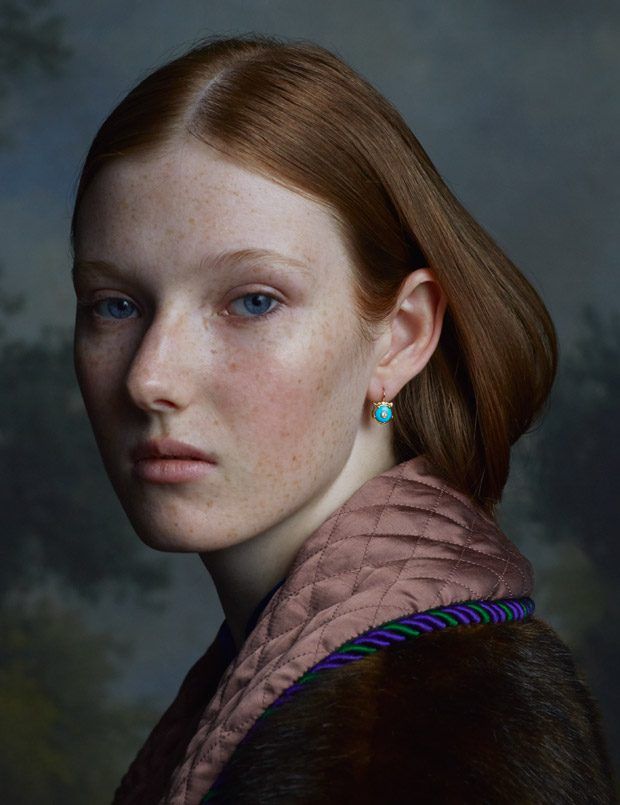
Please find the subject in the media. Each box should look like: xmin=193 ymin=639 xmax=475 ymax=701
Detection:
xmin=113 ymin=454 xmax=535 ymax=803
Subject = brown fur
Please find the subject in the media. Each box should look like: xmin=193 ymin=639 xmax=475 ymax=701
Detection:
xmin=214 ymin=617 xmax=617 ymax=804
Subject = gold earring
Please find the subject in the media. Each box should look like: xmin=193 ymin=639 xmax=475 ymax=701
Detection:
xmin=371 ymin=387 xmax=394 ymax=424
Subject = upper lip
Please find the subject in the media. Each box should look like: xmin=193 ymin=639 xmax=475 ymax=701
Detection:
xmin=131 ymin=437 xmax=217 ymax=463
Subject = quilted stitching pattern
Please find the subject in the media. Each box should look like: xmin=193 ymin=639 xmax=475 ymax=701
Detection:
xmin=161 ymin=456 xmax=534 ymax=804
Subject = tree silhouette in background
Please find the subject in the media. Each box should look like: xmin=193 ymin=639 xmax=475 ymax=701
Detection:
xmin=518 ymin=304 xmax=620 ymax=777
xmin=527 ymin=304 xmax=620 ymax=584
xmin=0 ymin=4 xmax=170 ymax=802
xmin=0 ymin=325 xmax=169 ymax=604
xmin=0 ymin=297 xmax=171 ymax=803
xmin=0 ymin=0 xmax=169 ymax=602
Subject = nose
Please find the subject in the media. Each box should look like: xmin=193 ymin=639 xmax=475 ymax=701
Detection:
xmin=125 ymin=309 xmax=196 ymax=413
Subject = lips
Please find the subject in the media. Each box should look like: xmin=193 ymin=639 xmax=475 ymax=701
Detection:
xmin=130 ymin=437 xmax=217 ymax=464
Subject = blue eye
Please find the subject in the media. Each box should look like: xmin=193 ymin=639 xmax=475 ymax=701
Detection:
xmin=91 ymin=297 xmax=137 ymax=319
xmin=228 ymin=293 xmax=280 ymax=318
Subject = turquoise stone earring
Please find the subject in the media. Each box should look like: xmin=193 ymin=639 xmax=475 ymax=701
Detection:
xmin=371 ymin=388 xmax=394 ymax=424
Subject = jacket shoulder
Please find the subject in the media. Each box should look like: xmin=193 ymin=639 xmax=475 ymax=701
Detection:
xmin=213 ymin=616 xmax=617 ymax=804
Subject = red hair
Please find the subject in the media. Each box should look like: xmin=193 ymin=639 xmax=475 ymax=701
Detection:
xmin=70 ymin=34 xmax=558 ymax=517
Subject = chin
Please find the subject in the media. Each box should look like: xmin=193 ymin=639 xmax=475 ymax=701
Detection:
xmin=135 ymin=528 xmax=210 ymax=554
xmin=129 ymin=507 xmax=245 ymax=553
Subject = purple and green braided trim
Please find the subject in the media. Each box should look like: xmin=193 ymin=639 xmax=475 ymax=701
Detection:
xmin=201 ymin=594 xmax=535 ymax=803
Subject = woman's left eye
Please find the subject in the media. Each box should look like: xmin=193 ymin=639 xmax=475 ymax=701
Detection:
xmin=227 ymin=293 xmax=281 ymax=318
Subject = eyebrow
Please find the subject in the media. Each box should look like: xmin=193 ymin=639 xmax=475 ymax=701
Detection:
xmin=71 ymin=247 xmax=313 ymax=284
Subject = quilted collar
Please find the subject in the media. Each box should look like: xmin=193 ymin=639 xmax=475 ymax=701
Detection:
xmin=161 ymin=453 xmax=534 ymax=803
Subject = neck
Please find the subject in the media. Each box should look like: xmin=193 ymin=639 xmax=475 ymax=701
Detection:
xmin=200 ymin=436 xmax=396 ymax=654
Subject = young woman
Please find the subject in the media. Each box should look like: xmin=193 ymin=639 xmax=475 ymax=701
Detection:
xmin=70 ymin=34 xmax=616 ymax=804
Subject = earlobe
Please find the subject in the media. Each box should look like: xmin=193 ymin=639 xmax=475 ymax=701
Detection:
xmin=367 ymin=268 xmax=447 ymax=403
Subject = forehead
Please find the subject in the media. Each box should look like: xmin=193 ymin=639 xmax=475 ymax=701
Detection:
xmin=74 ymin=139 xmax=350 ymax=275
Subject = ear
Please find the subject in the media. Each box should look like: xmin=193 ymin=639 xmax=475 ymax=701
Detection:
xmin=367 ymin=268 xmax=447 ymax=402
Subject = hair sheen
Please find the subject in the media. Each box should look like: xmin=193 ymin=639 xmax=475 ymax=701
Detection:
xmin=70 ymin=33 xmax=558 ymax=518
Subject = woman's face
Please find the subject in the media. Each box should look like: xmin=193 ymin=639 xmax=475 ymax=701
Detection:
xmin=72 ymin=138 xmax=390 ymax=553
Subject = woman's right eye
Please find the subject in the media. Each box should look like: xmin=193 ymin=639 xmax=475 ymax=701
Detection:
xmin=79 ymin=297 xmax=139 ymax=320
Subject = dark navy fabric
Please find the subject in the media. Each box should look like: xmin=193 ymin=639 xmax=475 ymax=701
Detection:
xmin=216 ymin=577 xmax=286 ymax=664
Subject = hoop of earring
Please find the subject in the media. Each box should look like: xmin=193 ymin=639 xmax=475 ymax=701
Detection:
xmin=371 ymin=387 xmax=394 ymax=424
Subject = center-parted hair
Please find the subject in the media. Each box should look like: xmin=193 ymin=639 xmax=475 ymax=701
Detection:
xmin=70 ymin=33 xmax=558 ymax=516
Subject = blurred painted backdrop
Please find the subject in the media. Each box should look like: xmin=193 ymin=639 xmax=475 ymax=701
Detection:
xmin=1 ymin=1 xmax=618 ymax=801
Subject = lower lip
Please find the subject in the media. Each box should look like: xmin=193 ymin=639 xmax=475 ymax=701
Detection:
xmin=132 ymin=458 xmax=217 ymax=484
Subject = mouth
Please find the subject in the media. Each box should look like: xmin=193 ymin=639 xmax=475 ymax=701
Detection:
xmin=130 ymin=436 xmax=217 ymax=463
xmin=132 ymin=456 xmax=217 ymax=485
xmin=130 ymin=437 xmax=218 ymax=484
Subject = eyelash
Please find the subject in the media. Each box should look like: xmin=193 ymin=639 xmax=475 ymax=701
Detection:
xmin=76 ymin=293 xmax=283 ymax=323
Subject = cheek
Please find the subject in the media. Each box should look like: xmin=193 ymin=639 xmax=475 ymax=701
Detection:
xmin=219 ymin=316 xmax=363 ymax=474
xmin=73 ymin=338 xmax=125 ymax=417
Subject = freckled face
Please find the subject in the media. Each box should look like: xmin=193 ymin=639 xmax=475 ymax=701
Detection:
xmin=72 ymin=139 xmax=377 ymax=552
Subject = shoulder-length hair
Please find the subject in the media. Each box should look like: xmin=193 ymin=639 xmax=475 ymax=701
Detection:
xmin=70 ymin=34 xmax=558 ymax=518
